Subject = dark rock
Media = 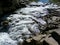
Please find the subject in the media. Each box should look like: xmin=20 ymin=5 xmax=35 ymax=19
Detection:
xmin=0 ymin=0 xmax=28 ymax=15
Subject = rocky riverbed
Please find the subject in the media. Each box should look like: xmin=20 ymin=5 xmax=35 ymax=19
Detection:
xmin=0 ymin=2 xmax=60 ymax=45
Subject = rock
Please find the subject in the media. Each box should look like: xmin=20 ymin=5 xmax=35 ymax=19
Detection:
xmin=0 ymin=0 xmax=29 ymax=15
xmin=45 ymin=37 xmax=59 ymax=45
xmin=1 ymin=21 xmax=9 ymax=26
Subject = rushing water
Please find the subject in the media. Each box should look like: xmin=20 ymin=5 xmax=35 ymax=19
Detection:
xmin=0 ymin=1 xmax=59 ymax=45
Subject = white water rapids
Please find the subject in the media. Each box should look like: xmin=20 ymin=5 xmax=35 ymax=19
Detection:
xmin=0 ymin=2 xmax=59 ymax=45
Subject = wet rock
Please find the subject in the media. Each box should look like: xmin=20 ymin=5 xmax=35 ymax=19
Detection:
xmin=45 ymin=37 xmax=59 ymax=45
